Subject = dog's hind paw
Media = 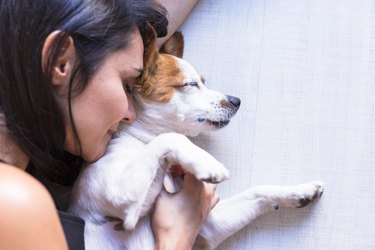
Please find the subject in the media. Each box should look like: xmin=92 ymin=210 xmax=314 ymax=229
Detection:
xmin=279 ymin=181 xmax=325 ymax=208
xmin=296 ymin=181 xmax=325 ymax=208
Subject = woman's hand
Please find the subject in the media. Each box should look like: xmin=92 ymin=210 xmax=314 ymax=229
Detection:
xmin=152 ymin=173 xmax=219 ymax=250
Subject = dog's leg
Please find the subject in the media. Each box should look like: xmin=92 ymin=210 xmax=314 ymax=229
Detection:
xmin=196 ymin=181 xmax=324 ymax=249
xmin=154 ymin=133 xmax=230 ymax=183
xmin=100 ymin=132 xmax=229 ymax=230
xmin=126 ymin=132 xmax=230 ymax=185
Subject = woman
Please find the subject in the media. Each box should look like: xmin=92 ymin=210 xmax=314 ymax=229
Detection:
xmin=0 ymin=0 xmax=217 ymax=249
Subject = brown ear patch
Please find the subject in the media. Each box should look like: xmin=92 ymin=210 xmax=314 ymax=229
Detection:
xmin=134 ymin=23 xmax=159 ymax=96
xmin=160 ymin=32 xmax=184 ymax=58
xmin=135 ymin=24 xmax=184 ymax=103
xmin=136 ymin=55 xmax=184 ymax=103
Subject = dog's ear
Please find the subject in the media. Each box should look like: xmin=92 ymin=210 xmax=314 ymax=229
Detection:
xmin=134 ymin=23 xmax=159 ymax=94
xmin=135 ymin=25 xmax=186 ymax=101
xmin=160 ymin=32 xmax=184 ymax=58
xmin=142 ymin=22 xmax=159 ymax=69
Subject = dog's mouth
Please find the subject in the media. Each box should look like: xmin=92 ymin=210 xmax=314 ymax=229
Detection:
xmin=197 ymin=118 xmax=231 ymax=128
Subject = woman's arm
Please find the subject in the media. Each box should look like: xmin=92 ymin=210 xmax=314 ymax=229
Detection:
xmin=156 ymin=0 xmax=200 ymax=48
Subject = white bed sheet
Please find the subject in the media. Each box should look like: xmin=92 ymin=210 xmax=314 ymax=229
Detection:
xmin=180 ymin=0 xmax=375 ymax=249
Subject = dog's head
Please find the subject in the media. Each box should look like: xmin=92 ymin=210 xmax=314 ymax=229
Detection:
xmin=133 ymin=24 xmax=240 ymax=137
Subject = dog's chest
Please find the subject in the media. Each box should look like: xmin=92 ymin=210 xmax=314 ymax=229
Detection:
xmin=108 ymin=132 xmax=146 ymax=157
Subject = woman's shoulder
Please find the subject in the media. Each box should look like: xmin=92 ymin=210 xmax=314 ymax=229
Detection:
xmin=0 ymin=162 xmax=52 ymax=205
xmin=0 ymin=163 xmax=69 ymax=249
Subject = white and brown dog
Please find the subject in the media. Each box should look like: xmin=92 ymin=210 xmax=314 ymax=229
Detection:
xmin=69 ymin=24 xmax=324 ymax=250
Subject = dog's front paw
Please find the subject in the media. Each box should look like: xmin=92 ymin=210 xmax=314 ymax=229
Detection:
xmin=280 ymin=181 xmax=325 ymax=208
xmin=194 ymin=160 xmax=230 ymax=184
xmin=161 ymin=133 xmax=230 ymax=183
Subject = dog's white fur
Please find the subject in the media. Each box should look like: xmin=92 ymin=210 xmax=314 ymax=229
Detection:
xmin=68 ymin=25 xmax=324 ymax=250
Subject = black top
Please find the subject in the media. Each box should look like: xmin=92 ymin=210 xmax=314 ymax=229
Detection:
xmin=59 ymin=210 xmax=85 ymax=250
xmin=42 ymin=179 xmax=86 ymax=250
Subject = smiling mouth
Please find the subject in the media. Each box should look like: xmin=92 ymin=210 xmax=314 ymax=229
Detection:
xmin=197 ymin=118 xmax=230 ymax=128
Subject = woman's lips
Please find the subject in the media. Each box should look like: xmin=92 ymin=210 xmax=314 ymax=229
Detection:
xmin=107 ymin=129 xmax=116 ymax=137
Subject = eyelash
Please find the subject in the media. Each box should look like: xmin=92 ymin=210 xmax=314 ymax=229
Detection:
xmin=183 ymin=82 xmax=199 ymax=88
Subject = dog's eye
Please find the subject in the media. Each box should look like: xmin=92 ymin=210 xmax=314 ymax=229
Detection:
xmin=184 ymin=82 xmax=199 ymax=88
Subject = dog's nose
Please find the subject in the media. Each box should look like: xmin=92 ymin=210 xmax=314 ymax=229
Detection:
xmin=227 ymin=95 xmax=241 ymax=108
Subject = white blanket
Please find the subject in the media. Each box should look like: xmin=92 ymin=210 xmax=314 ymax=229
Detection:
xmin=181 ymin=0 xmax=375 ymax=249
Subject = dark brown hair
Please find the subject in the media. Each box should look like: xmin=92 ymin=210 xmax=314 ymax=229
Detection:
xmin=0 ymin=0 xmax=168 ymax=185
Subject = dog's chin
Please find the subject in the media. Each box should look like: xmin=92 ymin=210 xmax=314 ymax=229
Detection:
xmin=197 ymin=118 xmax=231 ymax=129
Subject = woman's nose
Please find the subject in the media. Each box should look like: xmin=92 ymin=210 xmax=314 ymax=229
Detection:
xmin=123 ymin=95 xmax=136 ymax=123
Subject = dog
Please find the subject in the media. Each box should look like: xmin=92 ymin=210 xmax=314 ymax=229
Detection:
xmin=68 ymin=24 xmax=324 ymax=250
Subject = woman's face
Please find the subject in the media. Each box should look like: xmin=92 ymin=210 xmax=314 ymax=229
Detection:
xmin=64 ymin=29 xmax=144 ymax=162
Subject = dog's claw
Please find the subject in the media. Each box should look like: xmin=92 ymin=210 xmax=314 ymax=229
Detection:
xmin=297 ymin=197 xmax=312 ymax=208
xmin=201 ymin=177 xmax=222 ymax=184
xmin=295 ymin=181 xmax=325 ymax=208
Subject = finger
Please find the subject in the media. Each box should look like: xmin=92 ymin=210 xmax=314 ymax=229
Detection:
xmin=201 ymin=182 xmax=219 ymax=209
xmin=210 ymin=192 xmax=220 ymax=209
xmin=182 ymin=173 xmax=202 ymax=189
xmin=205 ymin=182 xmax=217 ymax=192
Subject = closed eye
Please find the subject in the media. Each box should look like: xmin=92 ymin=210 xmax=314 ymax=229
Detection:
xmin=184 ymin=81 xmax=199 ymax=88
xmin=172 ymin=81 xmax=200 ymax=89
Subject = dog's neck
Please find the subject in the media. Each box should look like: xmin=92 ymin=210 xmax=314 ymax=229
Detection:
xmin=118 ymin=121 xmax=162 ymax=144
xmin=118 ymin=104 xmax=183 ymax=143
xmin=119 ymin=115 xmax=193 ymax=144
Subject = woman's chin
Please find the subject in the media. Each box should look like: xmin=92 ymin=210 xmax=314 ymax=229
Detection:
xmin=82 ymin=143 xmax=108 ymax=163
